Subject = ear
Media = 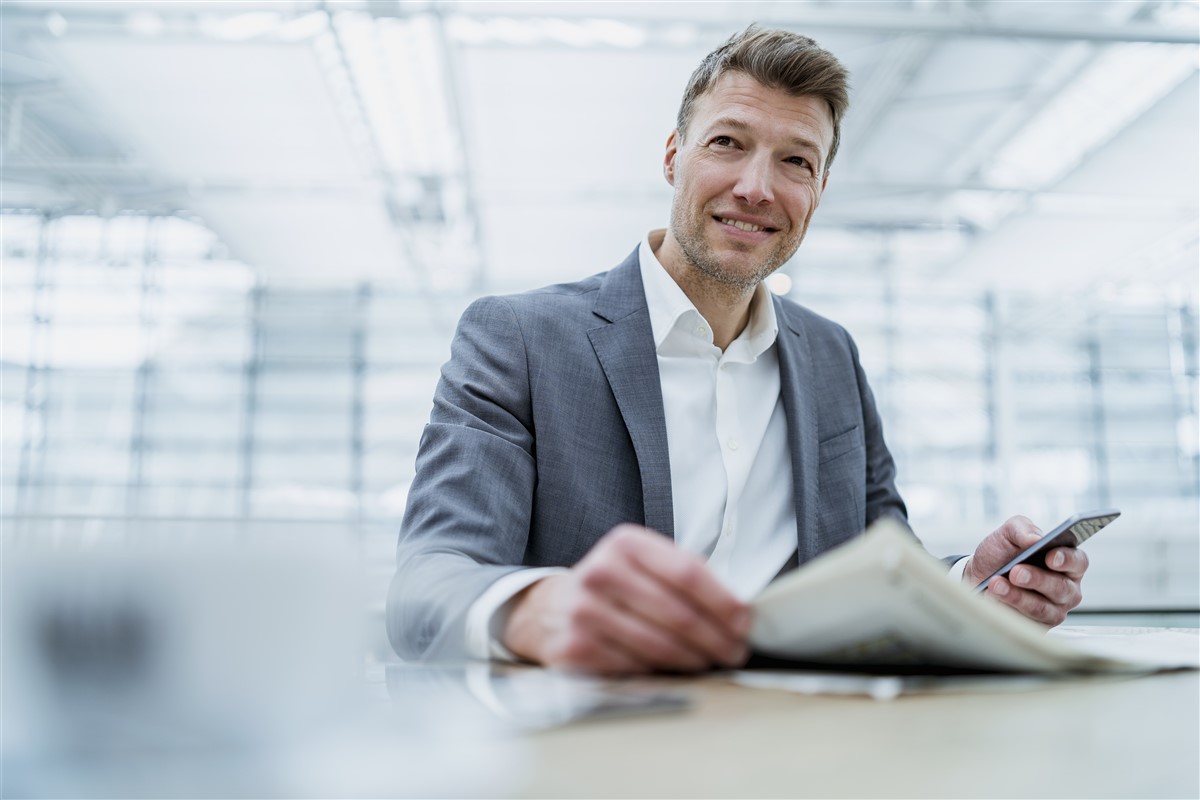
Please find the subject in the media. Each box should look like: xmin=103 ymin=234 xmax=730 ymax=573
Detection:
xmin=663 ymin=129 xmax=679 ymax=186
xmin=821 ymin=170 xmax=830 ymax=193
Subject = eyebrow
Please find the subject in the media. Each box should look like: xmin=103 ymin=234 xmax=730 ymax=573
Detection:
xmin=706 ymin=116 xmax=825 ymax=160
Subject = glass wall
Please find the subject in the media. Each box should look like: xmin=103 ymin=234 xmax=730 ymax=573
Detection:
xmin=4 ymin=212 xmax=1196 ymax=626
xmin=797 ymin=267 xmax=1199 ymax=609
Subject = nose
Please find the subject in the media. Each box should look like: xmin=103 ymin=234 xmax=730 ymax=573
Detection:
xmin=732 ymin=152 xmax=774 ymax=206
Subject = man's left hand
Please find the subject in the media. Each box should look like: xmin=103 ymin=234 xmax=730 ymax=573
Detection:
xmin=962 ymin=515 xmax=1088 ymax=627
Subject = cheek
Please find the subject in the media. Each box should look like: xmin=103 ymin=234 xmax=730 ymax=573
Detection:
xmin=779 ymin=192 xmax=812 ymax=230
xmin=795 ymin=185 xmax=822 ymax=222
xmin=689 ymin=160 xmax=740 ymax=196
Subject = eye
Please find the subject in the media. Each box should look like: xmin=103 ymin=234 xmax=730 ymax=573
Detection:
xmin=710 ymin=135 xmax=737 ymax=148
xmin=786 ymin=156 xmax=810 ymax=169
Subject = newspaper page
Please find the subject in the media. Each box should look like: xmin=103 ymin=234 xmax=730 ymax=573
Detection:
xmin=750 ymin=519 xmax=1190 ymax=673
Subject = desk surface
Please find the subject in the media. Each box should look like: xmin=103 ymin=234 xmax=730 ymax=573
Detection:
xmin=13 ymin=622 xmax=1196 ymax=798
xmin=509 ymin=668 xmax=1198 ymax=799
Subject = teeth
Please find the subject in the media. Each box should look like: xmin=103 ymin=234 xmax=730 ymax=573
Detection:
xmin=720 ymin=217 xmax=765 ymax=232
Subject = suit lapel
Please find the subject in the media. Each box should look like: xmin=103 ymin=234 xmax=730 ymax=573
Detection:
xmin=587 ymin=252 xmax=675 ymax=539
xmin=774 ymin=297 xmax=822 ymax=563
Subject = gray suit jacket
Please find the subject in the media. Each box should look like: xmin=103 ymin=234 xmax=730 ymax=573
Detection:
xmin=387 ymin=248 xmax=909 ymax=660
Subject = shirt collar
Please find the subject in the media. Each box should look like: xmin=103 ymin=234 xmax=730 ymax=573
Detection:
xmin=638 ymin=229 xmax=779 ymax=358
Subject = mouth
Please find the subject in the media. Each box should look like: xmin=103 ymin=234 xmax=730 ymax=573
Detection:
xmin=715 ymin=216 xmax=778 ymax=234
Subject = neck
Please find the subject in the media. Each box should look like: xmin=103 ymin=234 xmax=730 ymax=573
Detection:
xmin=654 ymin=232 xmax=756 ymax=352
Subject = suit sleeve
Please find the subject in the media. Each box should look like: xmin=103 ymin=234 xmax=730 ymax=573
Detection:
xmin=386 ymin=296 xmax=539 ymax=660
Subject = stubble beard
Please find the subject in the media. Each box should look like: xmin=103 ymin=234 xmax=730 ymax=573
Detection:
xmin=669 ymin=195 xmax=803 ymax=293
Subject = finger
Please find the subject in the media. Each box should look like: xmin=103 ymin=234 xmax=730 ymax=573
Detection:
xmin=519 ymin=579 xmax=653 ymax=674
xmin=986 ymin=577 xmax=1069 ymax=626
xmin=573 ymin=592 xmax=713 ymax=672
xmin=580 ymin=545 xmax=747 ymax=667
xmin=1009 ymin=565 xmax=1082 ymax=608
xmin=615 ymin=527 xmax=751 ymax=637
xmin=1000 ymin=515 xmax=1042 ymax=547
xmin=1042 ymin=546 xmax=1089 ymax=579
xmin=614 ymin=571 xmax=747 ymax=668
xmin=547 ymin=602 xmax=655 ymax=675
xmin=557 ymin=630 xmax=654 ymax=676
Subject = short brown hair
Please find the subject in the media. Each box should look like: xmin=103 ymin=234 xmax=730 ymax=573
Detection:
xmin=676 ymin=25 xmax=851 ymax=172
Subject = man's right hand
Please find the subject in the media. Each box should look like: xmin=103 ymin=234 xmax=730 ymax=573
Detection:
xmin=501 ymin=524 xmax=752 ymax=674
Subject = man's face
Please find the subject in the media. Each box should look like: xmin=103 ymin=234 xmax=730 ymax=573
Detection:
xmin=663 ymin=71 xmax=833 ymax=290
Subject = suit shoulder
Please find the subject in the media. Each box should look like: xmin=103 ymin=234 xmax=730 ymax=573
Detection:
xmin=456 ymin=271 xmax=608 ymax=342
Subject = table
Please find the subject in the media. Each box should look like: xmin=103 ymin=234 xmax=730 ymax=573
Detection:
xmin=513 ymin=669 xmax=1198 ymax=798
xmin=11 ymin=616 xmax=1197 ymax=798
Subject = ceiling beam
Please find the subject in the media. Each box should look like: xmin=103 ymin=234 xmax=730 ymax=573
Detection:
xmin=429 ymin=7 xmax=486 ymax=291
xmin=2 ymin=3 xmax=1196 ymax=45
xmin=435 ymin=6 xmax=1200 ymax=46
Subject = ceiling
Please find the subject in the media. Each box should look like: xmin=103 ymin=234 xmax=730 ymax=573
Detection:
xmin=1 ymin=0 xmax=1197 ymax=300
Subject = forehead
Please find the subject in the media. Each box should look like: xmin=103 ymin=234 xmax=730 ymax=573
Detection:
xmin=690 ymin=72 xmax=834 ymax=153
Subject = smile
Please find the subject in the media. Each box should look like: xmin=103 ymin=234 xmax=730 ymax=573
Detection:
xmin=716 ymin=217 xmax=776 ymax=233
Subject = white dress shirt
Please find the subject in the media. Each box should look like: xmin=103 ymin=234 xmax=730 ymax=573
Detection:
xmin=639 ymin=229 xmax=799 ymax=600
xmin=464 ymin=230 xmax=968 ymax=659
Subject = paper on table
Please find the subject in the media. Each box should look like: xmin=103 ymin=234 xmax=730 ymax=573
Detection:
xmin=749 ymin=519 xmax=1196 ymax=674
xmin=730 ymin=629 xmax=1198 ymax=699
xmin=728 ymin=670 xmax=1091 ymax=700
xmin=1048 ymin=627 xmax=1200 ymax=669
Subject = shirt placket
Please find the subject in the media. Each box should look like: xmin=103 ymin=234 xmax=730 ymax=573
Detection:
xmin=708 ymin=354 xmax=751 ymax=572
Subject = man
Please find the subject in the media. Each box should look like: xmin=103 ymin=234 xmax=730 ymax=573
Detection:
xmin=387 ymin=26 xmax=1088 ymax=673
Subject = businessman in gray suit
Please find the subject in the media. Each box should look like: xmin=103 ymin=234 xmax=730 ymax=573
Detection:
xmin=387 ymin=26 xmax=1089 ymax=673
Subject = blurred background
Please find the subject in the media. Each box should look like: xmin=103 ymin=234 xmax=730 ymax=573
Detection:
xmin=2 ymin=0 xmax=1197 ymax=674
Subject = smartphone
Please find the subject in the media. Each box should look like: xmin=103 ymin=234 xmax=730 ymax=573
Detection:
xmin=972 ymin=508 xmax=1120 ymax=594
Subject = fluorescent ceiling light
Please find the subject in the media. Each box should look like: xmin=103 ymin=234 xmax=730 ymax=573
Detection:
xmin=984 ymin=43 xmax=1197 ymax=189
xmin=374 ymin=15 xmax=458 ymax=175
xmin=200 ymin=12 xmax=282 ymax=42
xmin=488 ymin=18 xmax=542 ymax=47
xmin=328 ymin=12 xmax=385 ymax=154
xmin=319 ymin=12 xmax=475 ymax=281
xmin=541 ymin=18 xmax=595 ymax=48
xmin=445 ymin=15 xmax=646 ymax=48
xmin=279 ymin=11 xmax=328 ymax=43
xmin=311 ymin=19 xmax=374 ymax=154
xmin=445 ymin=15 xmax=490 ymax=46
xmin=126 ymin=12 xmax=165 ymax=38
xmin=193 ymin=9 xmax=327 ymax=42
xmin=584 ymin=19 xmax=646 ymax=49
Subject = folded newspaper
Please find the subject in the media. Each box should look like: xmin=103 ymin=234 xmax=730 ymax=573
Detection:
xmin=750 ymin=519 xmax=1196 ymax=674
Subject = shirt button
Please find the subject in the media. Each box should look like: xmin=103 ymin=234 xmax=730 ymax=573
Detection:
xmin=723 ymin=525 xmax=734 ymax=537
xmin=719 ymin=362 xmax=729 ymax=371
xmin=727 ymin=438 xmax=739 ymax=451
xmin=695 ymin=325 xmax=708 ymax=338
